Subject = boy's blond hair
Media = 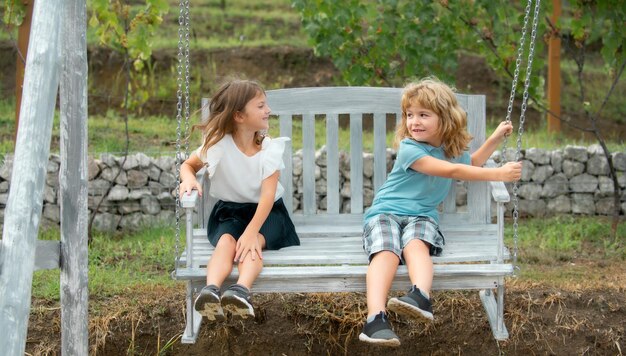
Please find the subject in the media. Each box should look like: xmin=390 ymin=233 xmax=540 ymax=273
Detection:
xmin=395 ymin=77 xmax=472 ymax=158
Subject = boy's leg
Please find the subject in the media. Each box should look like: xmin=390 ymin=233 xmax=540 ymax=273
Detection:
xmin=359 ymin=251 xmax=401 ymax=347
xmin=221 ymin=234 xmax=266 ymax=318
xmin=366 ymin=251 xmax=400 ymax=317
xmin=387 ymin=239 xmax=434 ymax=321
xmin=402 ymin=239 xmax=433 ymax=294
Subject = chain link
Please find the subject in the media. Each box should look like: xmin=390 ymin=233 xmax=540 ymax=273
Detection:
xmin=500 ymin=0 xmax=541 ymax=275
xmin=173 ymin=0 xmax=188 ymax=274
xmin=502 ymin=0 xmax=532 ymax=159
xmin=512 ymin=0 xmax=541 ymax=273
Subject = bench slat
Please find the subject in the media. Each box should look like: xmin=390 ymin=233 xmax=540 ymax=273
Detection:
xmin=326 ymin=113 xmax=340 ymax=214
xmin=176 ymin=264 xmax=512 ymax=293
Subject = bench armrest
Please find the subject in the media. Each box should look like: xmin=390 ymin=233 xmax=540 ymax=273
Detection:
xmin=485 ymin=160 xmax=510 ymax=203
xmin=180 ymin=190 xmax=199 ymax=208
xmin=179 ymin=169 xmax=207 ymax=208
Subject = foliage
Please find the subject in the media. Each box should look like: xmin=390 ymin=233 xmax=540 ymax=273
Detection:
xmin=89 ymin=0 xmax=169 ymax=111
xmin=294 ymin=0 xmax=624 ymax=104
xmin=293 ymin=0 xmax=465 ymax=86
xmin=1 ymin=0 xmax=25 ymax=26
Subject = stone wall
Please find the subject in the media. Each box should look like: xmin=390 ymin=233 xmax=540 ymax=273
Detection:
xmin=0 ymin=144 xmax=624 ymax=232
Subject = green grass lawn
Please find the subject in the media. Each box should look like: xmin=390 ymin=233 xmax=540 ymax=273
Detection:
xmin=1 ymin=96 xmax=624 ymax=156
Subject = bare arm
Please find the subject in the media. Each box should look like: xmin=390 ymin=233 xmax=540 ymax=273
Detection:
xmin=471 ymin=121 xmax=513 ymax=167
xmin=410 ymin=155 xmax=522 ymax=182
xmin=179 ymin=153 xmax=205 ymax=197
xmin=234 ymin=171 xmax=280 ymax=262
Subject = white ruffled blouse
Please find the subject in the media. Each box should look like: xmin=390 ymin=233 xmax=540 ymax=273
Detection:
xmin=195 ymin=134 xmax=289 ymax=203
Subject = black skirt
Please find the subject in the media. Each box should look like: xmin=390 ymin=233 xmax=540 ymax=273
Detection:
xmin=206 ymin=198 xmax=300 ymax=250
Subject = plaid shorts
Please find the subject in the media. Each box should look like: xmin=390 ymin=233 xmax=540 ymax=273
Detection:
xmin=362 ymin=214 xmax=445 ymax=264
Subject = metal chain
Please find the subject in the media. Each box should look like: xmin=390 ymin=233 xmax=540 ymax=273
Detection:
xmin=173 ymin=0 xmax=187 ymax=273
xmin=501 ymin=0 xmax=532 ymax=159
xmin=511 ymin=0 xmax=542 ymax=274
xmin=183 ymin=0 xmax=191 ymax=157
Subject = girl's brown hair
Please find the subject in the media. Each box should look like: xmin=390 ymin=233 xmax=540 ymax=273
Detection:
xmin=195 ymin=79 xmax=266 ymax=156
xmin=394 ymin=78 xmax=472 ymax=158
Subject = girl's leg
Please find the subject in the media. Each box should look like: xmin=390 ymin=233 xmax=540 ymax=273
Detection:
xmin=402 ymin=239 xmax=433 ymax=294
xmin=206 ymin=234 xmax=237 ymax=287
xmin=366 ymin=251 xmax=400 ymax=317
xmin=235 ymin=234 xmax=266 ymax=289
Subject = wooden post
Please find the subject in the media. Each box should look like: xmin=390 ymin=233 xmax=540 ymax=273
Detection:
xmin=59 ymin=0 xmax=89 ymax=354
xmin=0 ymin=0 xmax=62 ymax=354
xmin=547 ymin=0 xmax=561 ymax=132
xmin=15 ymin=0 xmax=34 ymax=139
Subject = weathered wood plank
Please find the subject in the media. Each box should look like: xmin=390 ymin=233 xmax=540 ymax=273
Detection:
xmin=177 ymin=263 xmax=513 ymax=293
xmin=302 ymin=113 xmax=316 ymax=215
xmin=350 ymin=114 xmax=363 ymax=213
xmin=326 ymin=114 xmax=340 ymax=214
xmin=59 ymin=0 xmax=89 ymax=354
xmin=373 ymin=112 xmax=387 ymax=192
xmin=0 ymin=1 xmax=63 ymax=353
xmin=279 ymin=114 xmax=294 ymax=213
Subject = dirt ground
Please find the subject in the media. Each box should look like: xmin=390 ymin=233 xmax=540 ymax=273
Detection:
xmin=25 ymin=260 xmax=625 ymax=356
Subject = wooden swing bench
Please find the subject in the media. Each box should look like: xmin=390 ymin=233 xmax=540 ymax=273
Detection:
xmin=175 ymin=87 xmax=513 ymax=344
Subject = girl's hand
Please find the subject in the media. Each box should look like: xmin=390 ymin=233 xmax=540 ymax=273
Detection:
xmin=179 ymin=179 xmax=202 ymax=198
xmin=492 ymin=121 xmax=514 ymax=141
xmin=498 ymin=161 xmax=522 ymax=182
xmin=234 ymin=230 xmax=263 ymax=263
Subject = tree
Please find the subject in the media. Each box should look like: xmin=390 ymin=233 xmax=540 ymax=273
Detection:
xmin=294 ymin=0 xmax=624 ymax=235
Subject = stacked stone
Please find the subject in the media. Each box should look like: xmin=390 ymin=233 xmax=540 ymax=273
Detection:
xmin=0 ymin=145 xmax=624 ymax=232
xmin=0 ymin=153 xmax=178 ymax=232
xmin=490 ymin=145 xmax=626 ymax=217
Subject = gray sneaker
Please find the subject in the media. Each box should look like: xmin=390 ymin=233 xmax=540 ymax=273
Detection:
xmin=387 ymin=286 xmax=434 ymax=322
xmin=194 ymin=285 xmax=226 ymax=322
xmin=221 ymin=284 xmax=255 ymax=318
xmin=358 ymin=311 xmax=400 ymax=347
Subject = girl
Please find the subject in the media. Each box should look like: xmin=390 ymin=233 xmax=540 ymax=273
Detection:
xmin=179 ymin=79 xmax=299 ymax=321
xmin=359 ymin=78 xmax=522 ymax=346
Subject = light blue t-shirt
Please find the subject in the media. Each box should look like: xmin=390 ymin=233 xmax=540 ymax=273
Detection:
xmin=364 ymin=139 xmax=471 ymax=224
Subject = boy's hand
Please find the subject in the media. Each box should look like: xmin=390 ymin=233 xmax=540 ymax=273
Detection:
xmin=179 ymin=179 xmax=202 ymax=198
xmin=492 ymin=121 xmax=514 ymax=141
xmin=499 ymin=161 xmax=522 ymax=182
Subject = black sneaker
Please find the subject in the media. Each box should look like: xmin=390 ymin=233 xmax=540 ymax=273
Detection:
xmin=358 ymin=311 xmax=400 ymax=347
xmin=221 ymin=284 xmax=255 ymax=318
xmin=387 ymin=286 xmax=434 ymax=322
xmin=194 ymin=285 xmax=226 ymax=322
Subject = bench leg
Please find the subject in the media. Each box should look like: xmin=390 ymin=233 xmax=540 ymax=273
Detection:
xmin=181 ymin=281 xmax=203 ymax=344
xmin=479 ymin=282 xmax=509 ymax=340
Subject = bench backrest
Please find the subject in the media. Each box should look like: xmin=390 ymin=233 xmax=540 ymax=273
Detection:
xmin=198 ymin=87 xmax=490 ymax=228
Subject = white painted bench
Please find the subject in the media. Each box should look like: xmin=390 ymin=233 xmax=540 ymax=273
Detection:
xmin=175 ymin=87 xmax=512 ymax=344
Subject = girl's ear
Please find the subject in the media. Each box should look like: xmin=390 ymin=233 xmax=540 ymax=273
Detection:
xmin=233 ymin=111 xmax=244 ymax=123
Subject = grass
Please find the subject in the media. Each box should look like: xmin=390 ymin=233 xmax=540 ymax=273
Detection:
xmin=506 ymin=215 xmax=626 ymax=267
xmin=32 ymin=225 xmax=180 ymax=300
xmin=29 ymin=216 xmax=624 ymax=301
xmin=2 ymin=97 xmax=624 ymax=156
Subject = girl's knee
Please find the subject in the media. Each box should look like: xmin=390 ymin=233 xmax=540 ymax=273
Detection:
xmin=216 ymin=234 xmax=237 ymax=248
xmin=257 ymin=233 xmax=266 ymax=249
